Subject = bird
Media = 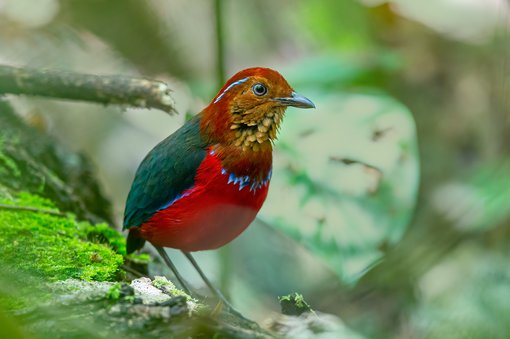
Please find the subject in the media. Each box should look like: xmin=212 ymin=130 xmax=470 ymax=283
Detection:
xmin=123 ymin=67 xmax=314 ymax=313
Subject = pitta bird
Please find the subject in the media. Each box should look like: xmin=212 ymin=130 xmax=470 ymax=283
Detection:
xmin=123 ymin=67 xmax=314 ymax=312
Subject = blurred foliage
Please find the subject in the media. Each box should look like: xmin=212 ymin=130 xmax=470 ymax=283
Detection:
xmin=285 ymin=53 xmax=402 ymax=91
xmin=411 ymin=245 xmax=510 ymax=338
xmin=1 ymin=0 xmax=510 ymax=337
xmin=432 ymin=161 xmax=510 ymax=232
xmin=0 ymin=308 xmax=27 ymax=339
xmin=57 ymin=0 xmax=192 ymax=78
xmin=297 ymin=0 xmax=373 ymax=51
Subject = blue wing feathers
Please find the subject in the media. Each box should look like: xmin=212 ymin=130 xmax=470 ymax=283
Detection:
xmin=123 ymin=115 xmax=206 ymax=229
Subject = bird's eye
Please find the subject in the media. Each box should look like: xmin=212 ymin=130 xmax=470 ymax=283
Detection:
xmin=252 ymin=83 xmax=268 ymax=96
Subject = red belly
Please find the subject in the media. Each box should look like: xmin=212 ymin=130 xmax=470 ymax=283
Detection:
xmin=139 ymin=152 xmax=269 ymax=251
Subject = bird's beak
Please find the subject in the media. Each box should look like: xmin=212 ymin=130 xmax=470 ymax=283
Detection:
xmin=275 ymin=91 xmax=315 ymax=109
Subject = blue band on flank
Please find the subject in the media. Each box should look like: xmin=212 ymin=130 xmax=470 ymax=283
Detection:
xmin=222 ymin=168 xmax=272 ymax=192
xmin=158 ymin=190 xmax=193 ymax=211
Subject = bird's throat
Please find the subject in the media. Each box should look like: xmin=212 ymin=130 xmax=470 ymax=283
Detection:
xmin=229 ymin=106 xmax=285 ymax=152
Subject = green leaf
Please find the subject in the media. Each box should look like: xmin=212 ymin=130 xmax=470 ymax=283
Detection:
xmin=261 ymin=93 xmax=419 ymax=285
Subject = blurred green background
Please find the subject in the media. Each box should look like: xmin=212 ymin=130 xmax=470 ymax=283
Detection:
xmin=1 ymin=0 xmax=510 ymax=337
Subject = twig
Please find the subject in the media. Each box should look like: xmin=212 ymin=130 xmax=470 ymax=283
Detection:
xmin=329 ymin=156 xmax=382 ymax=173
xmin=0 ymin=65 xmax=177 ymax=114
xmin=120 ymin=264 xmax=145 ymax=278
xmin=0 ymin=203 xmax=65 ymax=216
xmin=214 ymin=0 xmax=226 ymax=88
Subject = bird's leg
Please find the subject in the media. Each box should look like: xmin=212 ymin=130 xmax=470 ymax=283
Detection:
xmin=154 ymin=246 xmax=193 ymax=296
xmin=181 ymin=251 xmax=249 ymax=320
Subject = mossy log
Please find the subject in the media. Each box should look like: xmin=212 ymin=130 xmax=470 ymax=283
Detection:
xmin=0 ymin=100 xmax=274 ymax=338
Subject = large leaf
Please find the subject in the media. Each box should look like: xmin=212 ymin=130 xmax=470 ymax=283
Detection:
xmin=260 ymin=93 xmax=419 ymax=285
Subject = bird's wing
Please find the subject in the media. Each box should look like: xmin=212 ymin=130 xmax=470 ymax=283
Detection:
xmin=123 ymin=115 xmax=207 ymax=229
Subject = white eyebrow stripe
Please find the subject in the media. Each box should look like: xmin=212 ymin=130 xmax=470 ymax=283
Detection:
xmin=213 ymin=76 xmax=250 ymax=104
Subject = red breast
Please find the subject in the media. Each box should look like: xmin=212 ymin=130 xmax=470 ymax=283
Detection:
xmin=140 ymin=149 xmax=270 ymax=251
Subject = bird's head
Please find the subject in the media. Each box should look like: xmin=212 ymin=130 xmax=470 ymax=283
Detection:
xmin=201 ymin=67 xmax=314 ymax=152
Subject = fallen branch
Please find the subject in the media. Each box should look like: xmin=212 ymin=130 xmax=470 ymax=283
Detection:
xmin=0 ymin=65 xmax=176 ymax=114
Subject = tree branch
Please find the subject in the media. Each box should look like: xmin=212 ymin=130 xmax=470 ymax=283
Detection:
xmin=0 ymin=65 xmax=176 ymax=114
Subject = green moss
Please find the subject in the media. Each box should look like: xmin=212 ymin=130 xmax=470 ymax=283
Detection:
xmin=278 ymin=292 xmax=306 ymax=307
xmin=0 ymin=138 xmax=20 ymax=178
xmin=0 ymin=295 xmax=26 ymax=311
xmin=0 ymin=269 xmax=52 ymax=311
xmin=294 ymin=293 xmax=306 ymax=308
xmin=79 ymin=222 xmax=127 ymax=256
xmin=0 ymin=192 xmax=124 ymax=282
xmin=106 ymin=283 xmax=122 ymax=300
xmin=152 ymin=276 xmax=175 ymax=289
xmin=126 ymin=253 xmax=151 ymax=264
xmin=12 ymin=191 xmax=58 ymax=210
xmin=0 ymin=307 xmax=26 ymax=339
xmin=0 ymin=153 xmax=20 ymax=178
xmin=153 ymin=276 xmax=192 ymax=300
xmin=278 ymin=293 xmax=313 ymax=316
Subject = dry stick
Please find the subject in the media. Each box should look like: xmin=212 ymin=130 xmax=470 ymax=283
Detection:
xmin=0 ymin=203 xmax=65 ymax=216
xmin=0 ymin=65 xmax=177 ymax=114
xmin=329 ymin=156 xmax=382 ymax=173
xmin=120 ymin=264 xmax=145 ymax=278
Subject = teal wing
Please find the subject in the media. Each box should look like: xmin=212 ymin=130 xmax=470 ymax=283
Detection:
xmin=123 ymin=115 xmax=207 ymax=230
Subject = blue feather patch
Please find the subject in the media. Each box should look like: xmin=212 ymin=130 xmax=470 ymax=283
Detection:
xmin=222 ymin=168 xmax=272 ymax=192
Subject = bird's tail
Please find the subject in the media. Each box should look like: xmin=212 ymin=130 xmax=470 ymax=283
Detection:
xmin=126 ymin=228 xmax=146 ymax=254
